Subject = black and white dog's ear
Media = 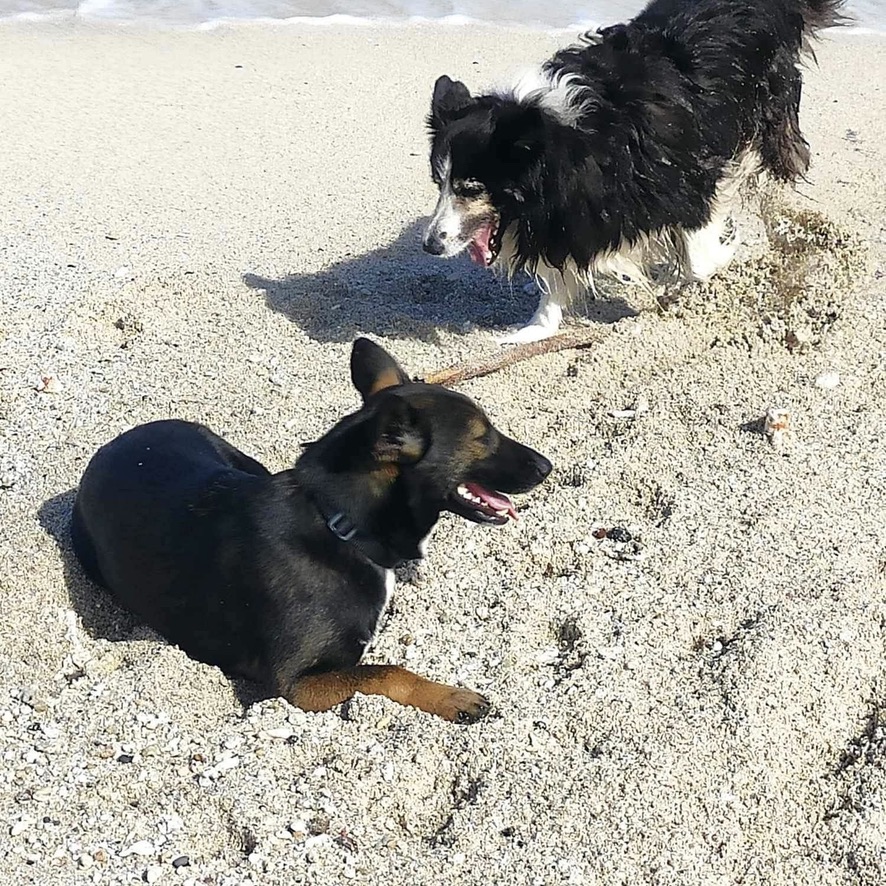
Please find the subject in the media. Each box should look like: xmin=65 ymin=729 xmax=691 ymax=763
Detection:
xmin=429 ymin=75 xmax=472 ymax=129
xmin=350 ymin=337 xmax=411 ymax=402
xmin=494 ymin=104 xmax=546 ymax=164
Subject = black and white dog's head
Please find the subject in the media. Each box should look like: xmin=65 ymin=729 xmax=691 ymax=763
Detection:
xmin=423 ymin=75 xmax=553 ymax=269
xmin=422 ymin=72 xmax=610 ymax=278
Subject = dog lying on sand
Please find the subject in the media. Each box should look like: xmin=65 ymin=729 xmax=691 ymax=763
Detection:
xmin=71 ymin=338 xmax=551 ymax=722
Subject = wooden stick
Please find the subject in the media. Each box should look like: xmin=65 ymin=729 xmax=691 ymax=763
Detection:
xmin=421 ymin=326 xmax=608 ymax=387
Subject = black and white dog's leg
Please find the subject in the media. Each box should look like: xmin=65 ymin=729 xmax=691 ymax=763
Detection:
xmin=681 ymin=212 xmax=740 ymax=281
xmin=497 ymin=269 xmax=567 ymax=344
xmin=681 ymin=151 xmax=758 ymax=282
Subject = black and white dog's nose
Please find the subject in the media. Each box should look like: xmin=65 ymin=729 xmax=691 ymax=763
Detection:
xmin=422 ymin=231 xmax=446 ymax=255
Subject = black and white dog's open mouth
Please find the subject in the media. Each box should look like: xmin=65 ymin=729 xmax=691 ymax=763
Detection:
xmin=467 ymin=219 xmax=502 ymax=267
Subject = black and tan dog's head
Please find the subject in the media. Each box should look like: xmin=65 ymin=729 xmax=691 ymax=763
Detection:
xmin=308 ymin=338 xmax=551 ymax=537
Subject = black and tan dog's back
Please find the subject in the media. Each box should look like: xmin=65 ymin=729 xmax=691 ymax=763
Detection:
xmin=71 ymin=339 xmax=551 ymax=722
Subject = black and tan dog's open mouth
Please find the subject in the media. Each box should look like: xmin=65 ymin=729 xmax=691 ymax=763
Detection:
xmin=467 ymin=219 xmax=502 ymax=267
xmin=447 ymin=482 xmax=517 ymax=525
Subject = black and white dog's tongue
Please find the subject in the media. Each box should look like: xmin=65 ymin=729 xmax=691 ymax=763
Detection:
xmin=467 ymin=221 xmax=496 ymax=266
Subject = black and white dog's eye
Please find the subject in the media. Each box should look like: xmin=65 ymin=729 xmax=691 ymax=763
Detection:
xmin=455 ymin=179 xmax=486 ymax=198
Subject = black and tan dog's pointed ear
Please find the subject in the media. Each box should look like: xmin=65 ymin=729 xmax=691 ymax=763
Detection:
xmin=372 ymin=396 xmax=427 ymax=465
xmin=429 ymin=75 xmax=472 ymax=130
xmin=350 ymin=338 xmax=410 ymax=402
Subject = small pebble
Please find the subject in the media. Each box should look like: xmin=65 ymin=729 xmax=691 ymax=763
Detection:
xmin=536 ymin=647 xmax=560 ymax=666
xmin=203 ymin=755 xmax=239 ymax=778
xmin=308 ymin=814 xmax=330 ymax=836
xmin=171 ymin=855 xmax=190 ymax=869
xmin=288 ymin=820 xmax=307 ymax=839
xmin=145 ymin=865 xmax=163 ymax=883
xmin=120 ymin=839 xmax=154 ymax=857
xmin=785 ymin=326 xmax=813 ymax=352
xmin=606 ymin=527 xmax=632 ymax=543
xmin=763 ymin=407 xmax=792 ymax=449
xmin=264 ymin=727 xmax=295 ymax=740
xmin=598 ymin=645 xmax=624 ymax=661
xmin=815 ymin=370 xmax=840 ymax=389
xmin=36 ymin=374 xmax=63 ymax=394
xmin=591 ymin=527 xmax=608 ymax=540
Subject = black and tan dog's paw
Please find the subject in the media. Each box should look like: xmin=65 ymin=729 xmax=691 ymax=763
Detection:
xmin=445 ymin=687 xmax=491 ymax=725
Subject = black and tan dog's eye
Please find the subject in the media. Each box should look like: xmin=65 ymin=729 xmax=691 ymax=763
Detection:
xmin=476 ymin=427 xmax=495 ymax=450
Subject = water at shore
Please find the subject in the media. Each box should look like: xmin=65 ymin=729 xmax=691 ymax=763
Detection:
xmin=1 ymin=0 xmax=881 ymax=32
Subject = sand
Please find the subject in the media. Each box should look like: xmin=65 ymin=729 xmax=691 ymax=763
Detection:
xmin=0 ymin=19 xmax=885 ymax=886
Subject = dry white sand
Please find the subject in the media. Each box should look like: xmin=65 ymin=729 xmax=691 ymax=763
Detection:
xmin=1 ymin=20 xmax=885 ymax=886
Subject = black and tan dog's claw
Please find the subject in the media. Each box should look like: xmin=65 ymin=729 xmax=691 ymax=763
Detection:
xmin=71 ymin=338 xmax=551 ymax=723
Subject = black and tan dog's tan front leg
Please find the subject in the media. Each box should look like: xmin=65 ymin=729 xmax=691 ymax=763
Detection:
xmin=287 ymin=665 xmax=490 ymax=724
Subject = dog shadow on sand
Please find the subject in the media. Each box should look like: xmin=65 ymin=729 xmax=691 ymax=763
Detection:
xmin=244 ymin=218 xmax=638 ymax=343
xmin=38 ymin=490 xmax=268 ymax=708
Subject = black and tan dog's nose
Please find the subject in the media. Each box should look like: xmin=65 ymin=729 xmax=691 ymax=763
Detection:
xmin=422 ymin=230 xmax=447 ymax=255
xmin=532 ymin=454 xmax=553 ymax=483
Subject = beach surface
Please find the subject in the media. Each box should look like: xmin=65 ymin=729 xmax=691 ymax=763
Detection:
xmin=0 ymin=21 xmax=885 ymax=886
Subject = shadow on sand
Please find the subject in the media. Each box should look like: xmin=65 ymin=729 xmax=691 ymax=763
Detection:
xmin=37 ymin=490 xmax=268 ymax=708
xmin=243 ymin=218 xmax=638 ymax=343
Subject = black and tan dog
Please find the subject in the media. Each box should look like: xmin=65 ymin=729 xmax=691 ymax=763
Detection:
xmin=71 ymin=338 xmax=551 ymax=723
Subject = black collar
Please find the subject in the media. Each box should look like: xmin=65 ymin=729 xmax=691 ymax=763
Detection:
xmin=308 ymin=493 xmax=405 ymax=570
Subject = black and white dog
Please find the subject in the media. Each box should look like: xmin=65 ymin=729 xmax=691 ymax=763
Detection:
xmin=423 ymin=0 xmax=844 ymax=343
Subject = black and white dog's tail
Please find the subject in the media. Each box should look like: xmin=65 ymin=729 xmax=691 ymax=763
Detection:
xmin=757 ymin=0 xmax=846 ymax=183
xmin=798 ymin=0 xmax=847 ymax=33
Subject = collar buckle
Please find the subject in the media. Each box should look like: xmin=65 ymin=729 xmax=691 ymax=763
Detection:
xmin=326 ymin=511 xmax=358 ymax=542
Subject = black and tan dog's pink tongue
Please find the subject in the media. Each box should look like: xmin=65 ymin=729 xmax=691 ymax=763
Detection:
xmin=465 ymin=482 xmax=518 ymax=520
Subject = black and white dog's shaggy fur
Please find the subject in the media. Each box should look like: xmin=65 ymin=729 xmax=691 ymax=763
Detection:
xmin=423 ymin=0 xmax=845 ymax=343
